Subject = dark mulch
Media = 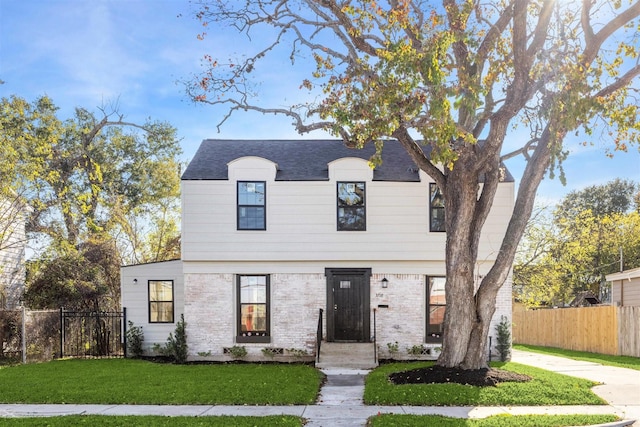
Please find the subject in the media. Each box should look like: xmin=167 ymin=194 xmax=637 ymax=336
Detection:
xmin=389 ymin=365 xmax=532 ymax=387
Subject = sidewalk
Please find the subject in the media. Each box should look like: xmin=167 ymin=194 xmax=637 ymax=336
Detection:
xmin=511 ymin=349 xmax=640 ymax=426
xmin=0 ymin=351 xmax=638 ymax=426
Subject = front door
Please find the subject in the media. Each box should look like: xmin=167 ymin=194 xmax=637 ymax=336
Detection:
xmin=326 ymin=268 xmax=371 ymax=342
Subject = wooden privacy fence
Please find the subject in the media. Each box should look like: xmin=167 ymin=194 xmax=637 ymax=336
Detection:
xmin=513 ymin=305 xmax=640 ymax=357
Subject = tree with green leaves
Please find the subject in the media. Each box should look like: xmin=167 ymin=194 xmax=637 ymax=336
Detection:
xmin=555 ymin=178 xmax=639 ymax=222
xmin=187 ymin=0 xmax=640 ymax=370
xmin=1 ymin=95 xmax=182 ymax=310
xmin=515 ymin=180 xmax=640 ymax=307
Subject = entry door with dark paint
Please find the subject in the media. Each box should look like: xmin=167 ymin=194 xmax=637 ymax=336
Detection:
xmin=327 ymin=269 xmax=370 ymax=342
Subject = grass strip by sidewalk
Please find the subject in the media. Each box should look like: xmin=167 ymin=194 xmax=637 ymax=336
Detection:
xmin=0 ymin=415 xmax=303 ymax=426
xmin=0 ymin=414 xmax=619 ymax=427
xmin=0 ymin=359 xmax=322 ymax=405
xmin=364 ymin=361 xmax=605 ymax=406
xmin=514 ymin=344 xmax=640 ymax=371
xmin=369 ymin=414 xmax=619 ymax=426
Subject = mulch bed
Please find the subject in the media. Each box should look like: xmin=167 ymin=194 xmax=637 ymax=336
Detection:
xmin=389 ymin=365 xmax=532 ymax=387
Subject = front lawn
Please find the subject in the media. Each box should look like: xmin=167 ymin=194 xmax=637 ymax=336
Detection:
xmin=0 ymin=359 xmax=322 ymax=405
xmin=364 ymin=362 xmax=606 ymax=406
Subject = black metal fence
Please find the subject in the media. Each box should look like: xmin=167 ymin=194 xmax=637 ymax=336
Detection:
xmin=60 ymin=308 xmax=126 ymax=358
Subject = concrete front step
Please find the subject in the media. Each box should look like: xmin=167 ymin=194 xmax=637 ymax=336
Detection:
xmin=316 ymin=342 xmax=378 ymax=369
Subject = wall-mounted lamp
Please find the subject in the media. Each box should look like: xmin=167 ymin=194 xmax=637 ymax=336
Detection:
xmin=381 ymin=277 xmax=389 ymax=288
xmin=133 ymin=278 xmax=138 ymax=285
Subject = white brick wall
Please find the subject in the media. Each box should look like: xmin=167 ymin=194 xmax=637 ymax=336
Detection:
xmin=184 ymin=272 xmax=327 ymax=359
xmin=182 ymin=269 xmax=512 ymax=362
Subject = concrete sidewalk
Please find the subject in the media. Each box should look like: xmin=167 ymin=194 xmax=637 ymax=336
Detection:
xmin=511 ymin=349 xmax=640 ymax=425
xmin=0 ymin=351 xmax=638 ymax=426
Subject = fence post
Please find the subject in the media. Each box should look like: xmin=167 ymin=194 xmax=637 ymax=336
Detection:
xmin=122 ymin=307 xmax=127 ymax=358
xmin=59 ymin=307 xmax=64 ymax=358
xmin=21 ymin=306 xmax=26 ymax=364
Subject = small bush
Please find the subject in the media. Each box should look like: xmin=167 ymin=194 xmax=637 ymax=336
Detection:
xmin=125 ymin=321 xmax=144 ymax=358
xmin=407 ymin=345 xmax=426 ymax=356
xmin=495 ymin=315 xmax=511 ymax=362
xmin=386 ymin=341 xmax=399 ymax=356
xmin=154 ymin=314 xmax=188 ymax=363
xmin=227 ymin=345 xmax=247 ymax=359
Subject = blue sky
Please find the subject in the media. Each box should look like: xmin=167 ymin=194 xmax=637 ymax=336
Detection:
xmin=1 ymin=0 xmax=639 ymax=205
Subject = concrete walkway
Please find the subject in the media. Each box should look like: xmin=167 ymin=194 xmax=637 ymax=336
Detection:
xmin=0 ymin=350 xmax=638 ymax=426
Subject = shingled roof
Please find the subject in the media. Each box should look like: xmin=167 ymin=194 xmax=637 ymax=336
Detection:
xmin=181 ymin=139 xmax=515 ymax=182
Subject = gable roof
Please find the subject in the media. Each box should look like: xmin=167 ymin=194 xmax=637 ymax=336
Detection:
xmin=181 ymin=139 xmax=515 ymax=182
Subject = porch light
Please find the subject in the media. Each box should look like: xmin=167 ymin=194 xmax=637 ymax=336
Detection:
xmin=381 ymin=278 xmax=389 ymax=288
xmin=133 ymin=278 xmax=138 ymax=285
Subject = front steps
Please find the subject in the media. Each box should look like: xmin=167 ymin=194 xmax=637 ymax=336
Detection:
xmin=316 ymin=342 xmax=378 ymax=369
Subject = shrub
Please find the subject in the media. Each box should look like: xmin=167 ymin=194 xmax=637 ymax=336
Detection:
xmin=495 ymin=315 xmax=512 ymax=362
xmin=407 ymin=345 xmax=426 ymax=356
xmin=154 ymin=314 xmax=188 ymax=363
xmin=125 ymin=321 xmax=144 ymax=358
xmin=386 ymin=341 xmax=399 ymax=356
xmin=228 ymin=345 xmax=247 ymax=359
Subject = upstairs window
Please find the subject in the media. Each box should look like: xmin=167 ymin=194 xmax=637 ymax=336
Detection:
xmin=237 ymin=181 xmax=266 ymax=230
xmin=337 ymin=182 xmax=366 ymax=231
xmin=237 ymin=275 xmax=270 ymax=343
xmin=430 ymin=183 xmax=445 ymax=232
xmin=426 ymin=276 xmax=446 ymax=342
xmin=149 ymin=280 xmax=174 ymax=323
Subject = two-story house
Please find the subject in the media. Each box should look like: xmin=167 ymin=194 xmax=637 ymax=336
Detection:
xmin=121 ymin=139 xmax=514 ymax=364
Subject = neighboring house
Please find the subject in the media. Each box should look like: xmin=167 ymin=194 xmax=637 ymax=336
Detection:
xmin=0 ymin=195 xmax=28 ymax=309
xmin=606 ymin=267 xmax=640 ymax=307
xmin=121 ymin=139 xmax=514 ymax=361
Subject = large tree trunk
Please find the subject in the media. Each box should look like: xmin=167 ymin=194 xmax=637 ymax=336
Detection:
xmin=438 ymin=161 xmax=480 ymax=367
xmin=436 ymin=130 xmax=555 ymax=370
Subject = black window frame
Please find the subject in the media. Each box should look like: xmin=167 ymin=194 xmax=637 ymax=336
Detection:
xmin=336 ymin=181 xmax=366 ymax=231
xmin=148 ymin=280 xmax=175 ymax=324
xmin=236 ymin=274 xmax=271 ymax=343
xmin=430 ymin=183 xmax=445 ymax=232
xmin=237 ymin=181 xmax=266 ymax=230
xmin=426 ymin=276 xmax=446 ymax=343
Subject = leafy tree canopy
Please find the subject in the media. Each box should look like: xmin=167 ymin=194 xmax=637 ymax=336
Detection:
xmin=555 ymin=178 xmax=639 ymax=221
xmin=1 ymin=95 xmax=183 ymax=310
xmin=515 ymin=180 xmax=640 ymax=307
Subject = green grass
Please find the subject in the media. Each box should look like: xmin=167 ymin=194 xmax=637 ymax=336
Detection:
xmin=368 ymin=414 xmax=619 ymax=426
xmin=514 ymin=344 xmax=640 ymax=371
xmin=364 ymin=362 xmax=606 ymax=406
xmin=0 ymin=415 xmax=303 ymax=426
xmin=0 ymin=359 xmax=323 ymax=405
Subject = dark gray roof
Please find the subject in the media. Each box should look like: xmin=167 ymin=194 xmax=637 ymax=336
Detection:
xmin=181 ymin=139 xmax=514 ymax=182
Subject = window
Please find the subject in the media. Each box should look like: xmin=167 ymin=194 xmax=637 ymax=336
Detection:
xmin=337 ymin=182 xmax=366 ymax=231
xmin=149 ymin=280 xmax=174 ymax=323
xmin=426 ymin=276 xmax=446 ymax=342
xmin=237 ymin=181 xmax=266 ymax=230
xmin=237 ymin=275 xmax=270 ymax=343
xmin=430 ymin=183 xmax=445 ymax=232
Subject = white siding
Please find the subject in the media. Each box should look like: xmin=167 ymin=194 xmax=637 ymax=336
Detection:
xmin=182 ymin=157 xmax=515 ymax=264
xmin=120 ymin=260 xmax=184 ymax=351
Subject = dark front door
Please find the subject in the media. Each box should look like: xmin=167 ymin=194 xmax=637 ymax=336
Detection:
xmin=326 ymin=268 xmax=371 ymax=342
